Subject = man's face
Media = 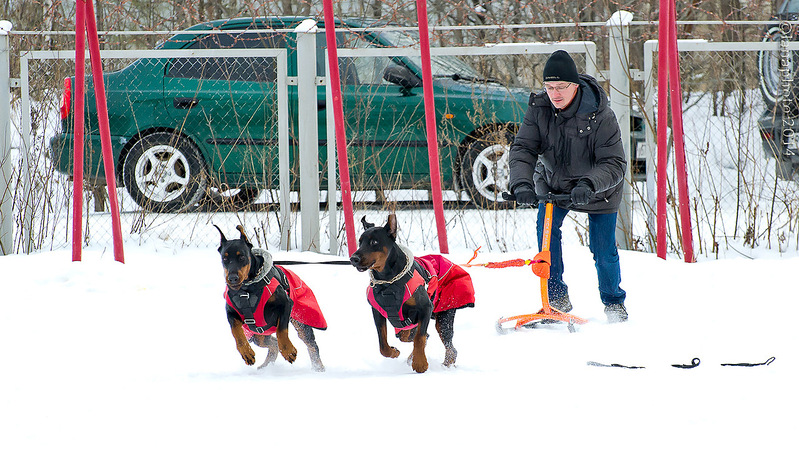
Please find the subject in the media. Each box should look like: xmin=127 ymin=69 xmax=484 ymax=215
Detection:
xmin=544 ymin=82 xmax=578 ymax=110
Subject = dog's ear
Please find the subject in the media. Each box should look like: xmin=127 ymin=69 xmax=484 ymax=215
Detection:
xmin=213 ymin=224 xmax=227 ymax=248
xmin=361 ymin=216 xmax=375 ymax=230
xmin=385 ymin=214 xmax=397 ymax=240
xmin=236 ymin=225 xmax=253 ymax=248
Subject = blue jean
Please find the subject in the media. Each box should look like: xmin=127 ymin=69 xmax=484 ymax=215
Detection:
xmin=536 ymin=205 xmax=626 ymax=305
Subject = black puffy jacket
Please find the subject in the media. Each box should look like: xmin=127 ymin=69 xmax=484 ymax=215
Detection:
xmin=509 ymin=74 xmax=626 ymax=214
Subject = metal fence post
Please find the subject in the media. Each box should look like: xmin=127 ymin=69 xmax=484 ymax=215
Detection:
xmin=607 ymin=11 xmax=633 ymax=251
xmin=0 ymin=20 xmax=12 ymax=255
xmin=295 ymin=20 xmax=321 ymax=252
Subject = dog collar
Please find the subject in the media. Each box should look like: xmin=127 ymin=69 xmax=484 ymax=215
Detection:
xmin=369 ymin=244 xmax=414 ymax=287
xmin=243 ymin=248 xmax=274 ymax=286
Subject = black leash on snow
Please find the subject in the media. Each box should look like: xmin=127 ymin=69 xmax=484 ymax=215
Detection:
xmin=586 ymin=361 xmax=645 ymax=369
xmin=588 ymin=356 xmax=775 ymax=369
xmin=721 ymin=356 xmax=776 ymax=367
xmin=672 ymin=357 xmax=701 ymax=369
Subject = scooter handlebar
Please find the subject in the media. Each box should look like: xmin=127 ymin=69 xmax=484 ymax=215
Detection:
xmin=502 ymin=191 xmax=572 ymax=203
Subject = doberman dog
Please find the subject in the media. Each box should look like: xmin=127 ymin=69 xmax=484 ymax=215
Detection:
xmin=349 ymin=214 xmax=475 ymax=373
xmin=216 ymin=225 xmax=326 ymax=371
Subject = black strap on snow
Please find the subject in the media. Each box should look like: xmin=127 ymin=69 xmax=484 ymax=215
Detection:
xmin=587 ymin=361 xmax=645 ymax=369
xmin=721 ymin=356 xmax=775 ymax=367
xmin=672 ymin=357 xmax=701 ymax=369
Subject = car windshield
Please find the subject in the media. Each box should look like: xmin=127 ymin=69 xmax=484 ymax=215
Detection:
xmin=375 ymin=29 xmax=483 ymax=79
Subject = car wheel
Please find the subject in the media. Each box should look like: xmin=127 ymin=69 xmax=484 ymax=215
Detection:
xmin=122 ymin=132 xmax=207 ymax=213
xmin=460 ymin=128 xmax=514 ymax=208
xmin=203 ymin=185 xmax=261 ymax=211
xmin=758 ymin=25 xmax=797 ymax=109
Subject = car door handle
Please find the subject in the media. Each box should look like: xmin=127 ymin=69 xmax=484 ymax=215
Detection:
xmin=173 ymin=97 xmax=199 ymax=109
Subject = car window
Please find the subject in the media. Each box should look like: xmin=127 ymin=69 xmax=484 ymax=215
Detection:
xmin=315 ymin=32 xmax=360 ymax=85
xmin=349 ymin=38 xmax=392 ymax=85
xmin=166 ymin=31 xmax=286 ymax=82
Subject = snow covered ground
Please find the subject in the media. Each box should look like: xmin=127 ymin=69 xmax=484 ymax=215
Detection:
xmin=1 ymin=239 xmax=796 ymax=448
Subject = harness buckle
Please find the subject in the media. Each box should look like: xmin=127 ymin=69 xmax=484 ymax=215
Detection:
xmin=244 ymin=318 xmax=256 ymax=325
xmin=239 ymin=292 xmax=250 ymax=299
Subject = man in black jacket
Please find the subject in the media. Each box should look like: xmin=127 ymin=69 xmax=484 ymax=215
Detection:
xmin=508 ymin=50 xmax=628 ymax=323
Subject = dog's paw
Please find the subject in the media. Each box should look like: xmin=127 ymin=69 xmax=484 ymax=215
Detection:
xmin=412 ymin=354 xmax=428 ymax=373
xmin=381 ymin=346 xmax=400 ymax=359
xmin=238 ymin=344 xmax=256 ymax=366
xmin=443 ymin=347 xmax=458 ymax=367
xmin=279 ymin=342 xmax=297 ymax=364
xmin=312 ymin=360 xmax=326 ymax=372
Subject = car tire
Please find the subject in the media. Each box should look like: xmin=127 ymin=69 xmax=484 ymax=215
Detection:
xmin=460 ymin=128 xmax=515 ymax=209
xmin=758 ymin=24 xmax=798 ymax=109
xmin=122 ymin=132 xmax=207 ymax=213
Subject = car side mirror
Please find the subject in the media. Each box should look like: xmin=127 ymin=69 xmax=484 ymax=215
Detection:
xmin=383 ymin=65 xmax=422 ymax=90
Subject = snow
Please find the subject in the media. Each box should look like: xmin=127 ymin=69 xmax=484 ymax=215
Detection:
xmin=1 ymin=240 xmax=796 ymax=448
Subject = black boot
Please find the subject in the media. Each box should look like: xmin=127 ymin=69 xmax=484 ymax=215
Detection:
xmin=604 ymin=303 xmax=628 ymax=323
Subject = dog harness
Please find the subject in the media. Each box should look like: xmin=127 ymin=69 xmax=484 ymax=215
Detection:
xmin=225 ymin=254 xmax=327 ymax=337
xmin=367 ymin=245 xmax=475 ymax=332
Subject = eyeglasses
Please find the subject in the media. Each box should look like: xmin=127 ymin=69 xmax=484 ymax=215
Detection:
xmin=544 ymin=83 xmax=575 ymax=93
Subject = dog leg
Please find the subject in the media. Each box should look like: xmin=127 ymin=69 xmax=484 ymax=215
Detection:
xmin=410 ymin=332 xmax=428 ymax=373
xmin=435 ymin=309 xmax=458 ymax=367
xmin=373 ymin=310 xmax=400 ymax=359
xmin=293 ymin=319 xmax=325 ymax=372
xmin=275 ymin=324 xmax=298 ymax=364
xmin=256 ymin=336 xmax=278 ymax=369
xmin=230 ymin=322 xmax=256 ymax=366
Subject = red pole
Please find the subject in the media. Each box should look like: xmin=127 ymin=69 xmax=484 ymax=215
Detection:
xmin=321 ymin=0 xmax=357 ymax=255
xmin=655 ymin=0 xmax=670 ymax=259
xmin=85 ymin=0 xmax=125 ymax=263
xmin=72 ymin=0 xmax=86 ymax=262
xmin=415 ymin=0 xmax=449 ymax=253
xmin=666 ymin=2 xmax=695 ymax=262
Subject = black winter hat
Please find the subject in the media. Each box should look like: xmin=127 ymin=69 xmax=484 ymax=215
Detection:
xmin=543 ymin=50 xmax=580 ymax=84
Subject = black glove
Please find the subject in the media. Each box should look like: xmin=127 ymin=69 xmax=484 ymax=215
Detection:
xmin=570 ymin=180 xmax=595 ymax=206
xmin=512 ymin=183 xmax=537 ymax=207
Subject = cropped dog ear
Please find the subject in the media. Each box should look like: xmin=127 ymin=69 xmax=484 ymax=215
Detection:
xmin=361 ymin=216 xmax=375 ymax=230
xmin=213 ymin=224 xmax=227 ymax=248
xmin=385 ymin=214 xmax=397 ymax=240
xmin=236 ymin=225 xmax=253 ymax=248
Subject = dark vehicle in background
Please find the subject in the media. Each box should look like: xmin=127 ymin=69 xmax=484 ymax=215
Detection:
xmin=758 ymin=0 xmax=799 ymax=181
xmin=758 ymin=110 xmax=799 ymax=181
xmin=50 ymin=16 xmax=532 ymax=212
xmin=758 ymin=0 xmax=799 ymax=109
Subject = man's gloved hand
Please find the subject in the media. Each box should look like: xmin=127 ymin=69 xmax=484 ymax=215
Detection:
xmin=570 ymin=180 xmax=596 ymax=206
xmin=512 ymin=183 xmax=537 ymax=207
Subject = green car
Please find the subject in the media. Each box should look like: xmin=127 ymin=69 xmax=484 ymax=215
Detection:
xmin=50 ymin=16 xmax=531 ymax=212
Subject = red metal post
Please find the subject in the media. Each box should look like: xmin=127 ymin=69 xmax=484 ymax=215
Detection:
xmin=666 ymin=2 xmax=695 ymax=262
xmin=72 ymin=0 xmax=86 ymax=261
xmin=415 ymin=0 xmax=449 ymax=254
xmin=655 ymin=0 xmax=670 ymax=259
xmin=321 ymin=0 xmax=357 ymax=255
xmin=84 ymin=0 xmax=125 ymax=263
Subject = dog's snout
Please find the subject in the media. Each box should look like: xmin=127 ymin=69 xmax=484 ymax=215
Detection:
xmin=227 ymin=273 xmax=240 ymax=283
xmin=349 ymin=253 xmax=361 ymax=266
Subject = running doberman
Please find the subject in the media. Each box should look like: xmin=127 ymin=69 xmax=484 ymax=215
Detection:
xmin=216 ymin=225 xmax=327 ymax=371
xmin=349 ymin=214 xmax=475 ymax=373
